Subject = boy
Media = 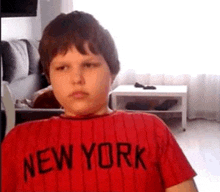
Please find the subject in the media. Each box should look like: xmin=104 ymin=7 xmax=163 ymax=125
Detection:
xmin=2 ymin=11 xmax=198 ymax=192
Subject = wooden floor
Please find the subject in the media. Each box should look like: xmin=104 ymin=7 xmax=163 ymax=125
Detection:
xmin=165 ymin=118 xmax=220 ymax=192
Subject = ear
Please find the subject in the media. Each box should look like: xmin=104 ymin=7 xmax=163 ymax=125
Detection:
xmin=45 ymin=74 xmax=51 ymax=85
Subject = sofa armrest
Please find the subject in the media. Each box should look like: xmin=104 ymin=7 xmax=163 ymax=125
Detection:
xmin=1 ymin=40 xmax=29 ymax=83
xmin=8 ymin=74 xmax=45 ymax=102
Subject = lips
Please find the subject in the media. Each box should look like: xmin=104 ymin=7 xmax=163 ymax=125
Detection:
xmin=69 ymin=91 xmax=89 ymax=99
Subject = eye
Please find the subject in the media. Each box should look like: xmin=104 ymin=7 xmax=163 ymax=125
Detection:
xmin=55 ymin=65 xmax=68 ymax=71
xmin=83 ymin=63 xmax=100 ymax=68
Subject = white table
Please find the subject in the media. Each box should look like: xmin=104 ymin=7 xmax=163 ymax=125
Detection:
xmin=111 ymin=85 xmax=187 ymax=130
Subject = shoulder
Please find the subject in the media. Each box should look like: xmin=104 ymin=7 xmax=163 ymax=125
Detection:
xmin=113 ymin=110 xmax=170 ymax=137
xmin=115 ymin=110 xmax=167 ymax=128
xmin=115 ymin=110 xmax=156 ymax=118
xmin=117 ymin=111 xmax=173 ymax=138
xmin=2 ymin=116 xmax=60 ymax=145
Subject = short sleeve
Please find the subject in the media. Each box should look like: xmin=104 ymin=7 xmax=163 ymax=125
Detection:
xmin=153 ymin=116 xmax=197 ymax=188
xmin=1 ymin=130 xmax=17 ymax=192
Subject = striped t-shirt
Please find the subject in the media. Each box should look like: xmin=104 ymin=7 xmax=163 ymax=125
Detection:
xmin=2 ymin=111 xmax=196 ymax=192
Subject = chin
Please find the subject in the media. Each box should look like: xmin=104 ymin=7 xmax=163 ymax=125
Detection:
xmin=65 ymin=107 xmax=94 ymax=116
xmin=65 ymin=105 xmax=107 ymax=117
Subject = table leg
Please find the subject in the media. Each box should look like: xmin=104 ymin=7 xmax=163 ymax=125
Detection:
xmin=182 ymin=95 xmax=187 ymax=131
xmin=111 ymin=94 xmax=117 ymax=110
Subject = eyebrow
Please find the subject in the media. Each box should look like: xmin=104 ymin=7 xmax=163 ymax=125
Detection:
xmin=82 ymin=57 xmax=101 ymax=63
xmin=51 ymin=57 xmax=100 ymax=65
xmin=82 ymin=57 xmax=95 ymax=61
xmin=50 ymin=61 xmax=70 ymax=66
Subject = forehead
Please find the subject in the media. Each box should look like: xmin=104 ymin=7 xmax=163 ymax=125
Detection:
xmin=51 ymin=44 xmax=105 ymax=64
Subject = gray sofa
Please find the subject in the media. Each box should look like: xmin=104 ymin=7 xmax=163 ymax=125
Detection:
xmin=1 ymin=39 xmax=63 ymax=141
xmin=1 ymin=39 xmax=48 ymax=104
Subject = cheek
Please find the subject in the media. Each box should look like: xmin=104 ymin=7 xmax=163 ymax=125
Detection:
xmin=93 ymin=72 xmax=112 ymax=94
xmin=50 ymin=77 xmax=67 ymax=99
xmin=50 ymin=71 xmax=67 ymax=88
xmin=51 ymin=84 xmax=63 ymax=101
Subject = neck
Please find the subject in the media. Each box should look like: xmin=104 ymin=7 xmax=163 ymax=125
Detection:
xmin=63 ymin=107 xmax=113 ymax=118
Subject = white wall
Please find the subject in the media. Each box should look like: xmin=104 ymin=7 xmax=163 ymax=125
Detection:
xmin=1 ymin=0 xmax=42 ymax=41
xmin=1 ymin=0 xmax=74 ymax=41
xmin=40 ymin=0 xmax=61 ymax=33
xmin=40 ymin=0 xmax=73 ymax=32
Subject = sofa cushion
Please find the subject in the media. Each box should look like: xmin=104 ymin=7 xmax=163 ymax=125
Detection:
xmin=21 ymin=39 xmax=40 ymax=74
xmin=1 ymin=40 xmax=29 ymax=83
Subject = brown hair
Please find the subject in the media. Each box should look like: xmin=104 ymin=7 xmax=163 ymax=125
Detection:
xmin=39 ymin=11 xmax=120 ymax=82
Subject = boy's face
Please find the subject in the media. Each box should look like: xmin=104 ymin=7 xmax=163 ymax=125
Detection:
xmin=49 ymin=43 xmax=115 ymax=117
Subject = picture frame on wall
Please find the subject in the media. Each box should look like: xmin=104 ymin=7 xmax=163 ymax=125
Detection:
xmin=1 ymin=0 xmax=38 ymax=17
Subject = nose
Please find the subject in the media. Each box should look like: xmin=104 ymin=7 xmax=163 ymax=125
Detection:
xmin=71 ymin=68 xmax=85 ymax=84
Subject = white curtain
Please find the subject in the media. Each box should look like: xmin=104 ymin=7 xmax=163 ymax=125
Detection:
xmin=61 ymin=0 xmax=74 ymax=13
xmin=73 ymin=0 xmax=220 ymax=121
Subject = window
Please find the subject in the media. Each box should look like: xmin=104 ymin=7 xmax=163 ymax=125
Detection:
xmin=73 ymin=0 xmax=220 ymax=75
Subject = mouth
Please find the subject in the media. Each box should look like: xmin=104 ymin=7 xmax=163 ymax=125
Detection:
xmin=69 ymin=91 xmax=89 ymax=99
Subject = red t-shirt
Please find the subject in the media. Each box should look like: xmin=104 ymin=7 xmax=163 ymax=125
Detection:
xmin=2 ymin=111 xmax=196 ymax=192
